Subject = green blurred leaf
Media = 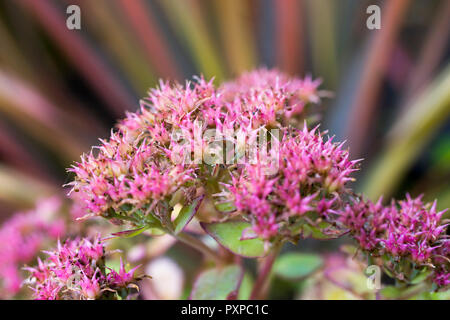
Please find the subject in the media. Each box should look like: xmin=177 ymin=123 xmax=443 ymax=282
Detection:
xmin=381 ymin=283 xmax=431 ymax=300
xmin=306 ymin=0 xmax=338 ymax=89
xmin=420 ymin=290 xmax=450 ymax=300
xmin=213 ymin=0 xmax=256 ymax=74
xmin=190 ymin=265 xmax=243 ymax=300
xmin=201 ymin=221 xmax=266 ymax=258
xmin=158 ymin=0 xmax=226 ymax=81
xmin=237 ymin=272 xmax=253 ymax=300
xmin=362 ymin=64 xmax=450 ymax=199
xmin=381 ymin=286 xmax=402 ymax=299
xmin=274 ymin=253 xmax=323 ymax=280
xmin=214 ymin=201 xmax=237 ymax=213
xmin=0 ymin=165 xmax=55 ymax=206
xmin=430 ymin=134 xmax=450 ymax=170
xmin=410 ymin=268 xmax=431 ymax=285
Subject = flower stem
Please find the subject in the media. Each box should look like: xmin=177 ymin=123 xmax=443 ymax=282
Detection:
xmin=175 ymin=232 xmax=222 ymax=265
xmin=250 ymin=242 xmax=282 ymax=300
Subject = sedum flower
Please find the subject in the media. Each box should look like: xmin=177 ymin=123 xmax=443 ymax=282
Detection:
xmin=0 ymin=197 xmax=66 ymax=298
xmin=68 ymin=130 xmax=195 ymax=226
xmin=68 ymin=77 xmax=225 ymax=228
xmin=68 ymin=69 xmax=325 ymax=229
xmin=219 ymin=125 xmax=360 ymax=242
xmin=107 ymin=258 xmax=142 ymax=288
xmin=337 ymin=194 xmax=449 ymax=288
xmin=219 ymin=68 xmax=324 ymax=127
xmin=25 ymin=236 xmax=147 ymax=300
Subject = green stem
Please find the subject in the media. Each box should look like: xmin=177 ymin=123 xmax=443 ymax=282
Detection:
xmin=175 ymin=231 xmax=222 ymax=265
xmin=250 ymin=242 xmax=282 ymax=300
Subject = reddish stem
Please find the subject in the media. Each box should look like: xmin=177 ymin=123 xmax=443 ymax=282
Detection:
xmin=250 ymin=243 xmax=281 ymax=300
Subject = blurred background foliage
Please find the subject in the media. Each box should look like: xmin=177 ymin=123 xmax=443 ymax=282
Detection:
xmin=0 ymin=0 xmax=449 ymax=249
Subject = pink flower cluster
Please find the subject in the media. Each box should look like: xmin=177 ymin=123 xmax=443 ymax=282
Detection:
xmin=68 ymin=131 xmax=194 ymax=222
xmin=220 ymin=68 xmax=324 ymax=126
xmin=68 ymin=69 xmax=323 ymax=226
xmin=222 ymin=125 xmax=359 ymax=241
xmin=25 ymin=236 xmax=144 ymax=300
xmin=0 ymin=197 xmax=65 ymax=298
xmin=338 ymin=194 xmax=449 ymax=287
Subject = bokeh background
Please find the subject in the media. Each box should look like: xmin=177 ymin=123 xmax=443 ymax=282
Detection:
xmin=0 ymin=0 xmax=449 ymax=299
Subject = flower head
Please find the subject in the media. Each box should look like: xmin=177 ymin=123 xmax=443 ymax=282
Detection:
xmin=219 ymin=68 xmax=324 ymax=127
xmin=0 ymin=197 xmax=66 ymax=298
xmin=68 ymin=130 xmax=195 ymax=224
xmin=337 ymin=194 xmax=449 ymax=287
xmin=220 ymin=125 xmax=359 ymax=242
xmin=68 ymin=70 xmax=324 ymax=229
xmin=25 ymin=236 xmax=146 ymax=300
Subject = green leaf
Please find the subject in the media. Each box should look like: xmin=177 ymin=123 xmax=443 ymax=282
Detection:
xmin=380 ymin=285 xmax=424 ymax=299
xmin=110 ymin=226 xmax=150 ymax=239
xmin=380 ymin=287 xmax=399 ymax=299
xmin=201 ymin=221 xmax=266 ymax=258
xmin=273 ymin=253 xmax=323 ymax=280
xmin=173 ymin=195 xmax=204 ymax=234
xmin=425 ymin=291 xmax=450 ymax=300
xmin=214 ymin=201 xmax=237 ymax=213
xmin=410 ymin=268 xmax=431 ymax=285
xmin=190 ymin=265 xmax=243 ymax=300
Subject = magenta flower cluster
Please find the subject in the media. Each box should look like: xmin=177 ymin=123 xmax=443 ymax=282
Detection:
xmin=25 ymin=236 xmax=143 ymax=300
xmin=219 ymin=68 xmax=324 ymax=127
xmin=68 ymin=131 xmax=194 ymax=222
xmin=338 ymin=194 xmax=449 ymax=287
xmin=222 ymin=125 xmax=359 ymax=240
xmin=64 ymin=68 xmax=449 ymax=295
xmin=68 ymin=69 xmax=323 ymax=228
xmin=0 ymin=197 xmax=65 ymax=298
